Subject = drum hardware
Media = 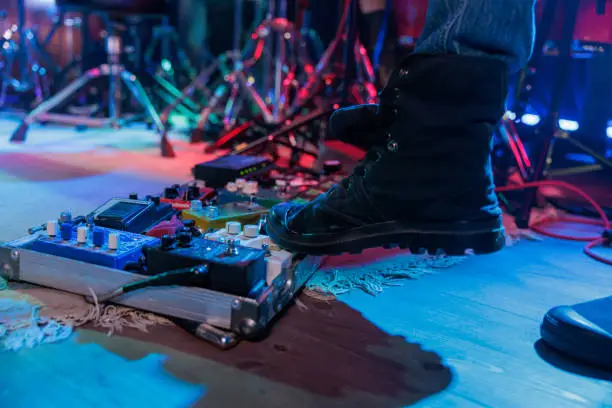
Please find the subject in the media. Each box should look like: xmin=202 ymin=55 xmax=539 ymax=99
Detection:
xmin=209 ymin=0 xmax=377 ymax=166
xmin=499 ymin=0 xmax=612 ymax=231
xmin=0 ymin=0 xmax=54 ymax=109
xmin=9 ymin=12 xmax=170 ymax=157
xmin=159 ymin=0 xmax=324 ymax=149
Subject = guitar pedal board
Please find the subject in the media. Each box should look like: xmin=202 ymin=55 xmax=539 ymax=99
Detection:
xmin=1 ymin=166 xmax=329 ymax=349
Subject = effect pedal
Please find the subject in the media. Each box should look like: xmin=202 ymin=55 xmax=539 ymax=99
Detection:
xmin=192 ymin=154 xmax=272 ymax=188
xmin=219 ymin=178 xmax=309 ymax=209
xmin=182 ymin=199 xmax=268 ymax=231
xmin=159 ymin=182 xmax=216 ymax=210
xmin=27 ymin=221 xmax=159 ymax=270
xmin=143 ymin=235 xmax=266 ymax=297
xmin=205 ymin=221 xmax=294 ymax=284
xmin=91 ymin=196 xmax=176 ymax=234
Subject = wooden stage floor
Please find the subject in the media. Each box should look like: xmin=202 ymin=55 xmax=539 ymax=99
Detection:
xmin=0 ymin=118 xmax=610 ymax=408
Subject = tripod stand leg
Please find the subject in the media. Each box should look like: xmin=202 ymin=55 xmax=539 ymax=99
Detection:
xmin=10 ymin=68 xmax=98 ymax=143
xmin=159 ymin=61 xmax=219 ymax=125
xmin=121 ymin=70 xmax=175 ymax=158
xmin=192 ymin=83 xmax=230 ymax=143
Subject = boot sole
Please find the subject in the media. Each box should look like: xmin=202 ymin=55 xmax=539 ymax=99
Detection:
xmin=265 ymin=216 xmax=506 ymax=256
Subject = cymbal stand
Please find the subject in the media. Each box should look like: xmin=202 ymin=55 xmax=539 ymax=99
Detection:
xmin=203 ymin=0 xmax=328 ymax=154
xmin=224 ymin=0 xmax=377 ymax=167
xmin=10 ymin=19 xmax=171 ymax=157
xmin=141 ymin=15 xmax=200 ymax=117
xmin=158 ymin=0 xmax=259 ymax=143
xmin=497 ymin=0 xmax=611 ymax=229
xmin=288 ymin=0 xmax=378 ymax=115
xmin=160 ymin=0 xmax=321 ymax=148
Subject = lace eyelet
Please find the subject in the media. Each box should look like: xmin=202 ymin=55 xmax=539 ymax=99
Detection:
xmin=387 ymin=140 xmax=399 ymax=152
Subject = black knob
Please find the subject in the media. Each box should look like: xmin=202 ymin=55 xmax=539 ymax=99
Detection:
xmin=161 ymin=234 xmax=176 ymax=249
xmin=176 ymin=231 xmax=192 ymax=247
xmin=182 ymin=219 xmax=196 ymax=228
xmin=187 ymin=185 xmax=200 ymax=201
xmin=150 ymin=196 xmax=161 ymax=205
xmin=129 ymin=193 xmax=138 ymax=200
xmin=175 ymin=226 xmax=190 ymax=235
xmin=164 ymin=187 xmax=179 ymax=199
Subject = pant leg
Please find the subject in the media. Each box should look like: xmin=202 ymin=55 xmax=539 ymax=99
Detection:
xmin=414 ymin=0 xmax=536 ymax=73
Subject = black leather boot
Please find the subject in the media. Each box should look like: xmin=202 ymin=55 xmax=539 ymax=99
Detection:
xmin=266 ymin=54 xmax=508 ymax=255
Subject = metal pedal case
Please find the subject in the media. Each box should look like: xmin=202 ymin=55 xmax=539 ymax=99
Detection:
xmin=0 ymin=234 xmax=322 ymax=349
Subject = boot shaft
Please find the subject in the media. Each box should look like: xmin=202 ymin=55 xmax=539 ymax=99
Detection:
xmin=365 ymin=55 xmax=509 ymax=220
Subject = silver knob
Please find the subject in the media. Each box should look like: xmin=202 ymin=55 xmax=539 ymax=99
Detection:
xmin=206 ymin=205 xmax=220 ymax=219
xmin=226 ymin=238 xmax=239 ymax=256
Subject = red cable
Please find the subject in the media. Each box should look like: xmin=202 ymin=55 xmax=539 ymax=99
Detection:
xmin=495 ymin=180 xmax=611 ymax=265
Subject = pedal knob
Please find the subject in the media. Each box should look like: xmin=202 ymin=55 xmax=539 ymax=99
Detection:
xmin=187 ymin=185 xmax=200 ymax=200
xmin=161 ymin=234 xmax=175 ymax=249
xmin=205 ymin=205 xmax=220 ymax=219
xmin=60 ymin=223 xmax=72 ymax=241
xmin=190 ymin=200 xmax=203 ymax=211
xmin=108 ymin=233 xmax=119 ymax=251
xmin=77 ymin=226 xmax=88 ymax=244
xmin=164 ymin=186 xmax=179 ymax=199
xmin=177 ymin=231 xmax=192 ymax=247
xmin=243 ymin=181 xmax=259 ymax=195
xmin=226 ymin=221 xmax=241 ymax=235
xmin=150 ymin=196 xmax=161 ymax=205
xmin=92 ymin=228 xmax=105 ymax=247
xmin=59 ymin=211 xmax=72 ymax=224
xmin=226 ymin=238 xmax=239 ymax=256
xmin=243 ymin=224 xmax=259 ymax=238
xmin=235 ymin=178 xmax=247 ymax=188
xmin=182 ymin=219 xmax=196 ymax=228
xmin=47 ymin=220 xmax=59 ymax=237
xmin=226 ymin=182 xmax=238 ymax=193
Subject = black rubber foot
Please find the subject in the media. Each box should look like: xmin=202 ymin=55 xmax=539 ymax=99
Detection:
xmin=10 ymin=122 xmax=29 ymax=143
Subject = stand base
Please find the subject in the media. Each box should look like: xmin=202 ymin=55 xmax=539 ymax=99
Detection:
xmin=10 ymin=63 xmax=175 ymax=158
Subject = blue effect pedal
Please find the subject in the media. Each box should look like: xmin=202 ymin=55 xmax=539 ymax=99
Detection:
xmin=27 ymin=226 xmax=160 ymax=270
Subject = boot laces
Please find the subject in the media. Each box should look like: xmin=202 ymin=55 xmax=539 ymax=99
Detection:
xmin=344 ymin=86 xmax=398 ymax=188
